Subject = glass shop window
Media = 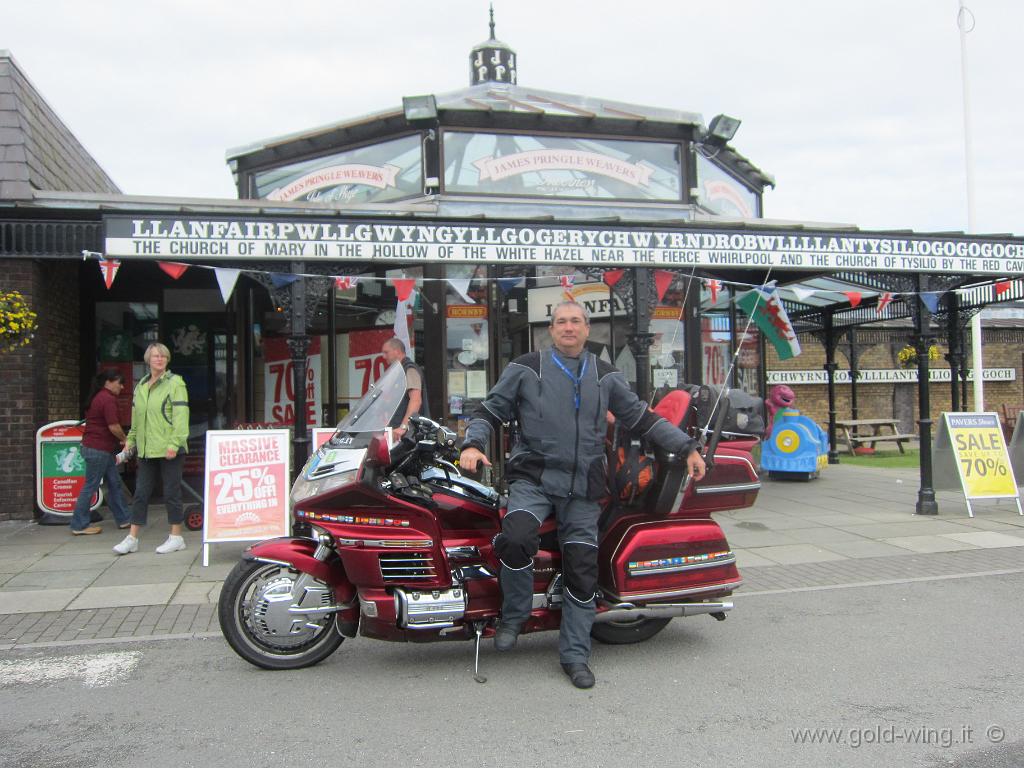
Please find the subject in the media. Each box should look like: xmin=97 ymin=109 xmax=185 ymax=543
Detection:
xmin=253 ymin=135 xmax=423 ymax=204
xmin=94 ymin=302 xmax=160 ymax=425
xmin=444 ymin=131 xmax=683 ymax=202
xmin=444 ymin=265 xmax=489 ymax=439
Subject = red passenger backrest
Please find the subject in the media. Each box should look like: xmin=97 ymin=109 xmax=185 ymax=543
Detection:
xmin=652 ymin=389 xmax=692 ymax=429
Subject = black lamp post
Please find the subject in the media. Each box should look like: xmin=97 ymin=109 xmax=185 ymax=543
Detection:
xmin=914 ymin=275 xmax=938 ymax=515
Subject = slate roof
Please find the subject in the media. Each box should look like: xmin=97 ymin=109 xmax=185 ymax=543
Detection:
xmin=0 ymin=50 xmax=120 ymax=199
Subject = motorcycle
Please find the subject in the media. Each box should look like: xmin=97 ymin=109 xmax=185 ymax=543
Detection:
xmin=218 ymin=362 xmax=761 ymax=677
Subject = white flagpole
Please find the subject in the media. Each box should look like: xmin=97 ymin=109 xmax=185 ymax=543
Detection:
xmin=958 ymin=0 xmax=984 ymax=410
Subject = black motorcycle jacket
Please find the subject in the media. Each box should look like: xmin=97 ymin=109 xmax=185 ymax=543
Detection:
xmin=463 ymin=349 xmax=699 ymax=500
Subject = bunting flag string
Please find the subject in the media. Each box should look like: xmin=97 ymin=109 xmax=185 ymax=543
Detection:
xmin=447 ymin=277 xmax=475 ymax=304
xmin=214 ymin=267 xmax=241 ymax=303
xmin=99 ymin=258 xmax=121 ymax=290
xmin=558 ymin=274 xmax=575 ymax=300
xmin=157 ymin=261 xmax=190 ymax=280
xmin=334 ymin=275 xmax=359 ymax=291
xmin=602 ymin=269 xmax=625 ymax=288
xmin=790 ymin=285 xmax=816 ymax=302
xmin=77 ymin=252 xmax=1020 ymax=305
xmin=842 ymin=291 xmax=862 ymax=309
xmin=920 ymin=292 xmax=943 ymax=313
xmin=706 ymin=279 xmax=721 ymax=306
xmin=497 ymin=276 xmax=524 ymax=295
xmin=654 ymin=270 xmax=674 ymax=303
xmin=876 ymin=292 xmax=894 ymax=315
xmin=269 ymin=272 xmax=299 ymax=290
xmin=392 ymin=278 xmax=416 ymax=302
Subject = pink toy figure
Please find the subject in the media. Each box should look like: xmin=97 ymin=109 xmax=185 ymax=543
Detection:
xmin=764 ymin=385 xmax=795 ymax=438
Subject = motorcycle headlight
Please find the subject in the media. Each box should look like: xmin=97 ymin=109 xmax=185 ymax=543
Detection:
xmin=290 ymin=467 xmax=359 ymax=505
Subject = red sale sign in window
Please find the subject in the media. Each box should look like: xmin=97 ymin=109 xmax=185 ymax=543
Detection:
xmin=201 ymin=429 xmax=290 ymax=566
xmin=346 ymin=328 xmax=395 ymax=400
xmin=263 ymin=336 xmax=321 ymax=427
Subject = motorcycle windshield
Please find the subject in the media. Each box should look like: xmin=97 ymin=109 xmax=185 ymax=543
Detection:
xmin=334 ymin=361 xmax=407 ymax=437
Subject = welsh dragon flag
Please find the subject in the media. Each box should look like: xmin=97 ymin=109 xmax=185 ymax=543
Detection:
xmin=737 ymin=286 xmax=802 ymax=360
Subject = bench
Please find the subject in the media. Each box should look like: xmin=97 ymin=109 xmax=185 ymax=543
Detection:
xmin=836 ymin=418 xmax=915 ymax=455
xmin=848 ymin=433 xmax=916 ymax=453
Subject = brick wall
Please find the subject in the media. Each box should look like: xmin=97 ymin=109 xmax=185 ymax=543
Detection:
xmin=767 ymin=331 xmax=1024 ymax=432
xmin=0 ymin=258 xmax=80 ymax=520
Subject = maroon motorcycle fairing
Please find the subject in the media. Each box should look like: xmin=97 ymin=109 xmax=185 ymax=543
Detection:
xmin=257 ymin=443 xmax=755 ymax=645
xmin=220 ymin=364 xmax=760 ymax=669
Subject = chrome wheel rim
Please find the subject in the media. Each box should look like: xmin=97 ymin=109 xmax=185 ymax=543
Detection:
xmin=236 ymin=564 xmax=334 ymax=653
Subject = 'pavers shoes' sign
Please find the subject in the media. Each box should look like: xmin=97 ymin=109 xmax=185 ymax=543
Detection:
xmin=104 ymin=215 xmax=1024 ymax=275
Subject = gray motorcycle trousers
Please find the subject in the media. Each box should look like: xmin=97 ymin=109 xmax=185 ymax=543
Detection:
xmin=496 ymin=481 xmax=601 ymax=665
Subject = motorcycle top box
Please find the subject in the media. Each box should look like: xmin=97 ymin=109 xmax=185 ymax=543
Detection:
xmin=218 ymin=362 xmax=759 ymax=672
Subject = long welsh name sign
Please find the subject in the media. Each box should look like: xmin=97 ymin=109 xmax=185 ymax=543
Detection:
xmin=104 ymin=216 xmax=1024 ymax=275
xmin=767 ymin=368 xmax=1016 ymax=385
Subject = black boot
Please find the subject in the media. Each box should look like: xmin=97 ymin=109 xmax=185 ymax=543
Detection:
xmin=493 ymin=620 xmax=522 ymax=652
xmin=561 ymin=662 xmax=595 ymax=689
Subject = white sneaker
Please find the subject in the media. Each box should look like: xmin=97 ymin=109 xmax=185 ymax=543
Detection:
xmin=155 ymin=535 xmax=186 ymax=554
xmin=113 ymin=535 xmax=139 ymax=555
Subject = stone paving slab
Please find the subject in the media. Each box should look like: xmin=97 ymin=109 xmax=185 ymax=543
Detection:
xmin=0 ymin=588 xmax=79 ymax=614
xmin=170 ymin=582 xmax=222 ymax=605
xmin=23 ymin=553 xmax=117 ymax=572
xmin=809 ymin=540 xmax=914 ymax=559
xmin=3 ymin=568 xmax=105 ymax=591
xmin=881 ymin=535 xmax=981 ymax=554
xmin=91 ymin=565 xmax=193 ymax=588
xmin=943 ymin=531 xmax=1024 ymax=548
xmin=743 ymin=543 xmax=848 ymax=565
xmin=66 ymin=583 xmax=179 ymax=611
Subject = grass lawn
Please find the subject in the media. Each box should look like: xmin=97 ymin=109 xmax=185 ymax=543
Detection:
xmin=839 ymin=449 xmax=920 ymax=469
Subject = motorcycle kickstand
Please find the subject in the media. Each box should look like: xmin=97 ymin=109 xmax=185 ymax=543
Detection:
xmin=472 ymin=621 xmax=487 ymax=684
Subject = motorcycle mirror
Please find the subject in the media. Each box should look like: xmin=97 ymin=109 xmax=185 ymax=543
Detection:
xmin=366 ymin=434 xmax=392 ymax=467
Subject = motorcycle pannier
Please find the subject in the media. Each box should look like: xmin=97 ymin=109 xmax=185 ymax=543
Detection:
xmin=686 ymin=385 xmax=765 ymax=438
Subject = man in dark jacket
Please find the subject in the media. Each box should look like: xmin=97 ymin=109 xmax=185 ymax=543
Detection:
xmin=460 ymin=301 xmax=705 ymax=689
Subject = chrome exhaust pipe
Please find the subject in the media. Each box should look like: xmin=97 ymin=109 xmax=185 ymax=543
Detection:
xmin=594 ymin=601 xmax=733 ymax=623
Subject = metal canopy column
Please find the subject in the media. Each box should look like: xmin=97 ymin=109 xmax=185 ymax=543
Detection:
xmin=914 ymin=275 xmax=938 ymax=515
xmin=287 ymin=261 xmax=311 ymax=481
xmin=823 ymin=311 xmax=840 ymax=464
xmin=945 ymin=292 xmax=962 ymax=412
xmin=848 ymin=326 xmax=860 ymax=421
xmin=327 ymin=283 xmax=337 ymax=425
xmin=628 ymin=267 xmax=655 ymax=401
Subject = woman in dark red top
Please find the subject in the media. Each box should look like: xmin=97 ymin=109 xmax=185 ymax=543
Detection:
xmin=70 ymin=370 xmax=131 ymax=534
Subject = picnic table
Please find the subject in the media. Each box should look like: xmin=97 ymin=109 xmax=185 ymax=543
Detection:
xmin=835 ymin=418 xmax=915 ymax=455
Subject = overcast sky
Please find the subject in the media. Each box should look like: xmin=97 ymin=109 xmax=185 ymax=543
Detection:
xmin=5 ymin=0 xmax=1022 ymax=235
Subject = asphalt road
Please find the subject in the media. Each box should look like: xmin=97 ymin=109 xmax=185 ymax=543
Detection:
xmin=1 ymin=571 xmax=1022 ymax=768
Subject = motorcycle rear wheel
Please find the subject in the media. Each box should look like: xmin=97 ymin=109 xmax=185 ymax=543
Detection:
xmin=219 ymin=559 xmax=345 ymax=670
xmin=591 ymin=617 xmax=671 ymax=645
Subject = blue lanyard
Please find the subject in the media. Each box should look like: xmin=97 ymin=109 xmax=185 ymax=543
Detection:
xmin=550 ymin=351 xmax=588 ymax=410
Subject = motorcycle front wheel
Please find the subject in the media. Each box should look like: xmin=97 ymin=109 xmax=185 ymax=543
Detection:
xmin=591 ymin=617 xmax=671 ymax=645
xmin=219 ymin=559 xmax=345 ymax=670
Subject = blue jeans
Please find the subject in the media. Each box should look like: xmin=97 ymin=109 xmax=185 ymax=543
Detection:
xmin=70 ymin=445 xmax=131 ymax=531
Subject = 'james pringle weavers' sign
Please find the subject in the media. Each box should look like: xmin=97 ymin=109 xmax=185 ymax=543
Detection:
xmin=104 ymin=216 xmax=1024 ymax=275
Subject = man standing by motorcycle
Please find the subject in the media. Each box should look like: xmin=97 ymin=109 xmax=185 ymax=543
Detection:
xmin=381 ymin=337 xmax=429 ymax=440
xmin=459 ymin=301 xmax=706 ymax=689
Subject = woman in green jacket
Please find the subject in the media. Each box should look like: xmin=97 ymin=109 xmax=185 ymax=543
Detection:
xmin=113 ymin=342 xmax=190 ymax=555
